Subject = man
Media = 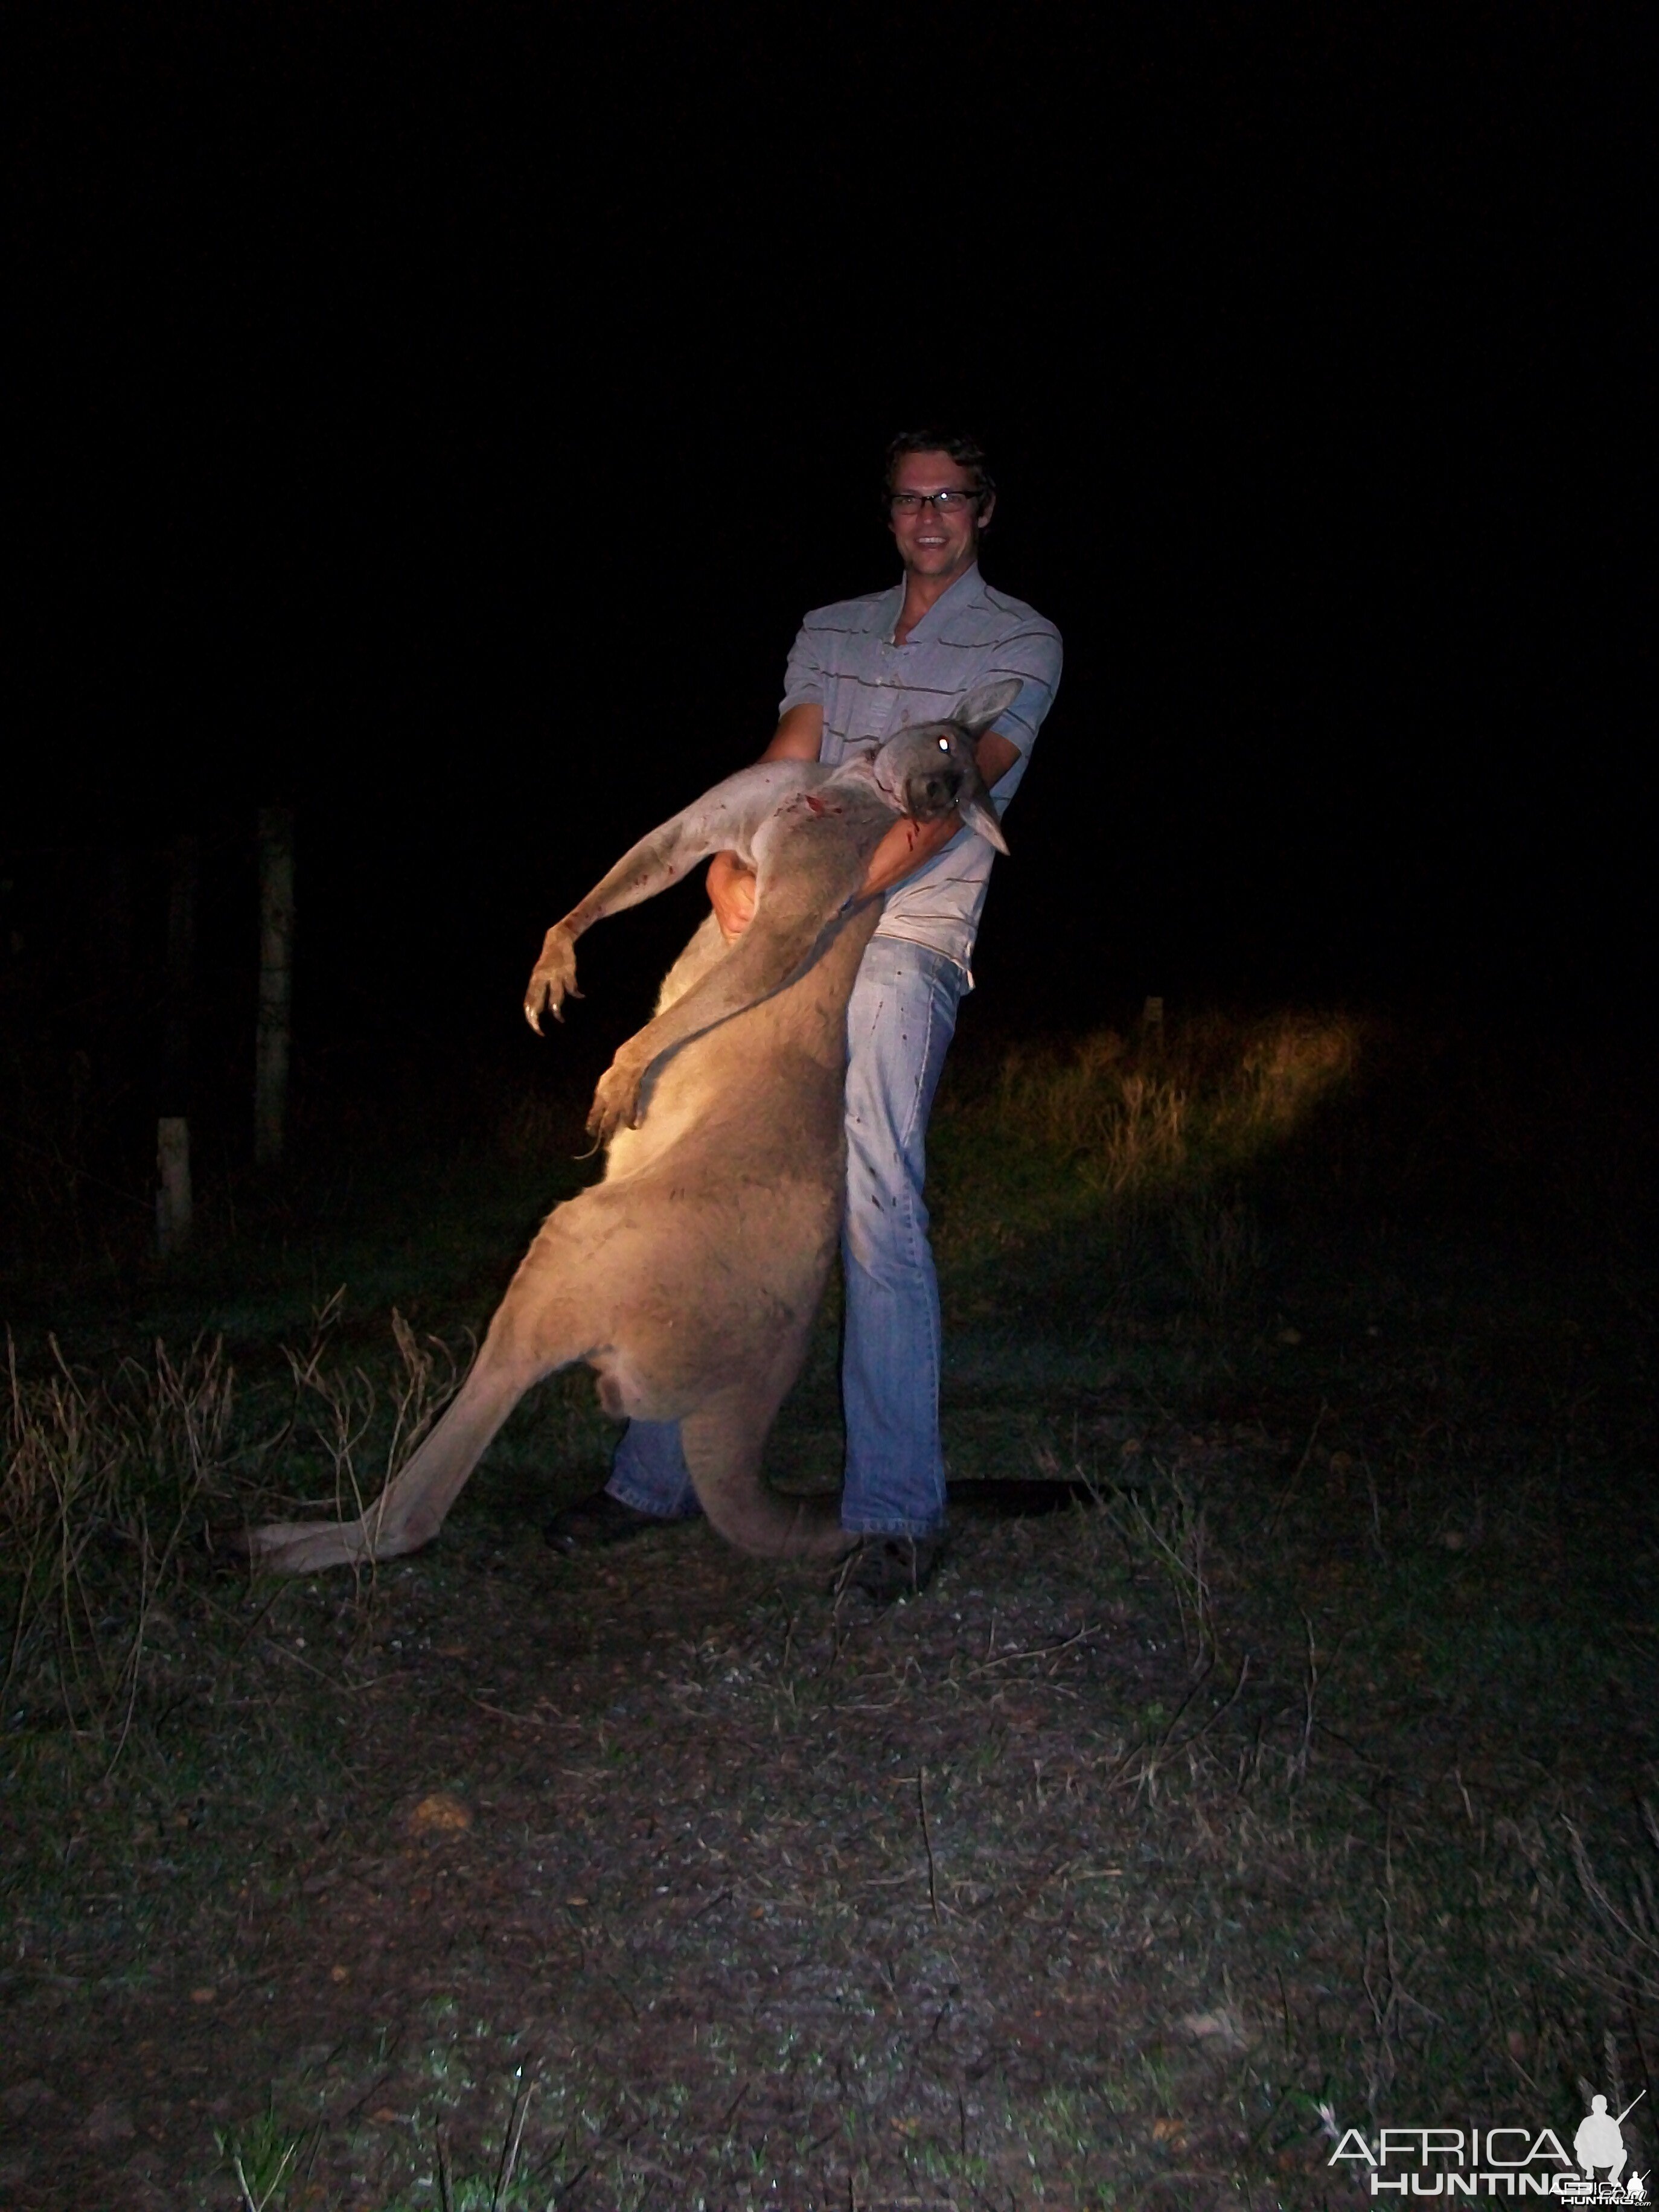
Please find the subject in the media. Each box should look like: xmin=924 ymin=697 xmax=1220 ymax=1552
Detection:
xmin=549 ymin=430 xmax=1063 ymax=1598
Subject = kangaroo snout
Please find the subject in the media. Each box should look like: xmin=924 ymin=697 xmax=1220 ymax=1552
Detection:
xmin=908 ymin=768 xmax=965 ymax=814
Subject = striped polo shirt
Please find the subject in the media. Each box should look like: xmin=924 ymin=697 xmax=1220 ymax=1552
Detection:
xmin=779 ymin=562 xmax=1063 ymax=973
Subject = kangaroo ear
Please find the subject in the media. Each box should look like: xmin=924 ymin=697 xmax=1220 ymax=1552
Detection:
xmin=959 ymin=784 xmax=1011 ymax=855
xmin=954 ymin=678 xmax=1023 ymax=735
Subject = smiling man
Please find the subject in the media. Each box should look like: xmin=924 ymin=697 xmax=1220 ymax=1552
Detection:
xmin=549 ymin=430 xmax=1063 ymax=1599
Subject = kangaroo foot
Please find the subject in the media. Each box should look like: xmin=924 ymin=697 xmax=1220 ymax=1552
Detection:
xmin=587 ymin=1053 xmax=647 ymax=1145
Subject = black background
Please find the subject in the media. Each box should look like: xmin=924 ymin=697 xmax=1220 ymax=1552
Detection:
xmin=10 ymin=2 xmax=1652 ymax=1107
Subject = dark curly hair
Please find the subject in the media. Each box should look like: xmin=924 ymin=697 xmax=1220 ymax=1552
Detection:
xmin=883 ymin=429 xmax=996 ymax=506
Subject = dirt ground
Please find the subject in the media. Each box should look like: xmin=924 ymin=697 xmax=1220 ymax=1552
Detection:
xmin=7 ymin=1437 xmax=1318 ymax=2210
xmin=3 ymin=1026 xmax=1655 ymax=2209
xmin=7 ymin=1369 xmax=1655 ymax=2210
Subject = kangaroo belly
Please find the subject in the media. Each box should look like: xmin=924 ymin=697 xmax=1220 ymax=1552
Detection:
xmin=569 ymin=1169 xmax=837 ymax=1395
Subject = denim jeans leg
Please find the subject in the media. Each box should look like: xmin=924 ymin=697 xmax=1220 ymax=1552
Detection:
xmin=840 ymin=937 xmax=965 ymax=1537
xmin=607 ymin=1419 xmax=703 ymax=1518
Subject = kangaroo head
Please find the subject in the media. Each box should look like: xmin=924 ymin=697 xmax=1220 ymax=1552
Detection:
xmin=870 ymin=679 xmax=1021 ymax=855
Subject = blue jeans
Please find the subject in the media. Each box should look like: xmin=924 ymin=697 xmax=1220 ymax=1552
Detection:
xmin=607 ymin=935 xmax=966 ymax=1538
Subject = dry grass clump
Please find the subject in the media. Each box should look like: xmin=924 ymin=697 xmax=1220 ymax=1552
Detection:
xmin=1554 ymin=1802 xmax=1659 ymax=2025
xmin=2 ymin=1334 xmax=232 ymax=1755
xmin=275 ymin=1300 xmax=459 ymax=1553
xmin=0 ymin=1304 xmax=476 ymax=1770
xmin=980 ymin=1009 xmax=1359 ymax=1197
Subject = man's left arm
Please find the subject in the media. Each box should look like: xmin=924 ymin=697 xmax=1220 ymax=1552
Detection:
xmin=858 ymin=624 xmax=1063 ymax=895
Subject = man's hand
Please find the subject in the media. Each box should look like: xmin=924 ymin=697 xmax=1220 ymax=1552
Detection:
xmin=707 ymin=850 xmax=759 ymax=941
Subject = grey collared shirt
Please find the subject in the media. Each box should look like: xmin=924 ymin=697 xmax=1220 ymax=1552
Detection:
xmin=779 ymin=563 xmax=1063 ymax=974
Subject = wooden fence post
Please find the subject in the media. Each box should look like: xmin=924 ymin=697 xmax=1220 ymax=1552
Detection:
xmin=157 ymin=836 xmax=197 ymax=1256
xmin=255 ymin=806 xmax=295 ymax=1168
xmin=156 ymin=1116 xmax=192 ymax=1258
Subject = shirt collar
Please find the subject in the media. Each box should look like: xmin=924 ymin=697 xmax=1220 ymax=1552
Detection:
xmin=884 ymin=561 xmax=988 ymax=645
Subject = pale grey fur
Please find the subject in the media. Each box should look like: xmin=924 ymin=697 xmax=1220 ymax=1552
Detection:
xmin=241 ymin=685 xmax=1018 ymax=1574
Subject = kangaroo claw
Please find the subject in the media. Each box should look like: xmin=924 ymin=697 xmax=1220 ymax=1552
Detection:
xmin=587 ymin=1060 xmax=643 ymax=1148
xmin=525 ymin=927 xmax=581 ymax=1034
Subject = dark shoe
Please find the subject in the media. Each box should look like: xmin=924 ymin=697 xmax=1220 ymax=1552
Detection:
xmin=846 ymin=1533 xmax=947 ymax=1605
xmin=543 ymin=1489 xmax=670 ymax=1555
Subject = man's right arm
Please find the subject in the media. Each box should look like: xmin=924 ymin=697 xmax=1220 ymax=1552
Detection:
xmin=706 ymin=703 xmax=823 ymax=938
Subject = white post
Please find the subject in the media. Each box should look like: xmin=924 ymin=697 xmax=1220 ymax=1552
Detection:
xmin=255 ymin=806 xmax=295 ymax=1168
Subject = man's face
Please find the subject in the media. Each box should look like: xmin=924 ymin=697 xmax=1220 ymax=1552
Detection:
xmin=887 ymin=449 xmax=994 ymax=588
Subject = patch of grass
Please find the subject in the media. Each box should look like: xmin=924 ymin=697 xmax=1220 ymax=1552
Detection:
xmin=216 ymin=2101 xmax=312 ymax=2211
xmin=939 ymin=1010 xmax=1358 ymax=1202
xmin=2 ymin=1332 xmax=232 ymax=1757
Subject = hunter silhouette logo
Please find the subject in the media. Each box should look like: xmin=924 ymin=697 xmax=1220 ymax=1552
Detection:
xmin=1325 ymin=2088 xmax=1649 ymax=2198
xmin=1576 ymin=2095 xmax=1647 ymax=2200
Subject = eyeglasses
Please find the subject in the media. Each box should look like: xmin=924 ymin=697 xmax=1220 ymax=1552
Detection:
xmin=889 ymin=488 xmax=982 ymax=515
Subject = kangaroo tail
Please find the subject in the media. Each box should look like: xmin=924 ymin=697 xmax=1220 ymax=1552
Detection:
xmin=679 ymin=1378 xmax=851 ymax=1560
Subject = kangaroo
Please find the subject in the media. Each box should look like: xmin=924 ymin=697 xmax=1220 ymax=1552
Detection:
xmin=241 ymin=682 xmax=1020 ymax=1575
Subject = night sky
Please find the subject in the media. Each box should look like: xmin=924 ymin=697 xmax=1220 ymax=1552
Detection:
xmin=11 ymin=4 xmax=1652 ymax=1097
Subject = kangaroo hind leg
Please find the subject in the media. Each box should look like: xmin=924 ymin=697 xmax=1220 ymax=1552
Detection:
xmin=241 ymin=1236 xmax=593 ymax=1576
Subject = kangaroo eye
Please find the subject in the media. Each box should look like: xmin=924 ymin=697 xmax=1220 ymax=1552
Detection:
xmin=938 ymin=737 xmax=950 ymax=751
